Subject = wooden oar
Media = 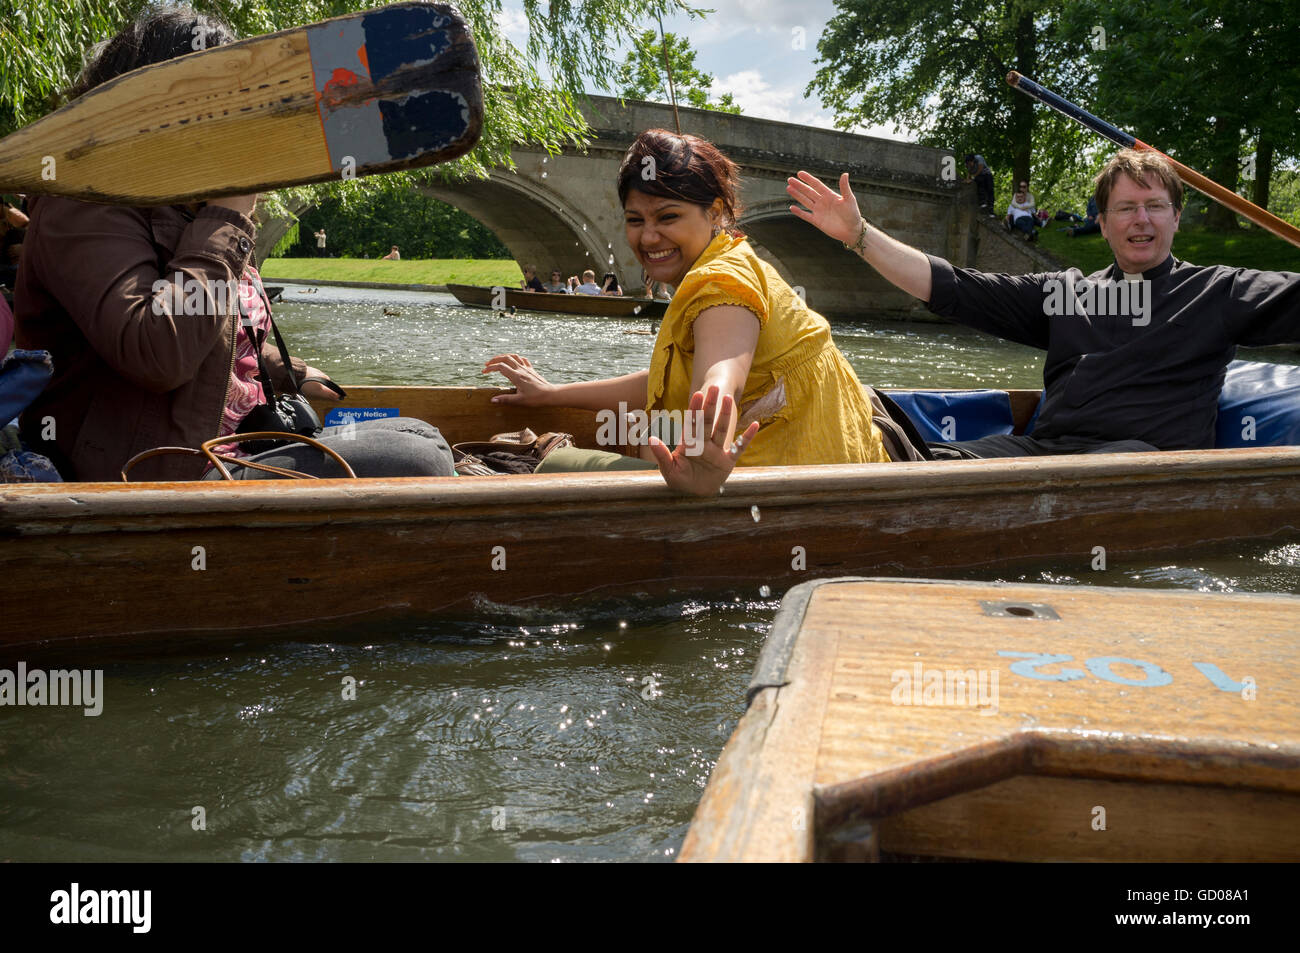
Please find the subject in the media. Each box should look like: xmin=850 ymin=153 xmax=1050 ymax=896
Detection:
xmin=1007 ymin=71 xmax=1300 ymax=249
xmin=0 ymin=2 xmax=482 ymax=205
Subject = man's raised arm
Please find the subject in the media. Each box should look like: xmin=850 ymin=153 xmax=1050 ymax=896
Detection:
xmin=787 ymin=171 xmax=933 ymax=302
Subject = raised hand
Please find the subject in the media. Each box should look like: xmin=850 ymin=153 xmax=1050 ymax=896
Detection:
xmin=648 ymin=385 xmax=761 ymax=497
xmin=483 ymin=353 xmax=556 ymax=405
xmin=786 ymin=171 xmax=862 ymax=246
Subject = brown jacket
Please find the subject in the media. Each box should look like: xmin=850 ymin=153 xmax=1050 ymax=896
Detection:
xmin=15 ymin=196 xmax=304 ymax=481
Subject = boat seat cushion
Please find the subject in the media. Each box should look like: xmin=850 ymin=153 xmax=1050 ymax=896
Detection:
xmin=884 ymin=389 xmax=1015 ymax=443
xmin=1020 ymin=359 xmax=1300 ymax=447
xmin=1215 ymin=359 xmax=1300 ymax=448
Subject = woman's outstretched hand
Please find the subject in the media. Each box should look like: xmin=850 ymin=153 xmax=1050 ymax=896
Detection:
xmin=483 ymin=353 xmax=556 ymax=405
xmin=786 ymin=171 xmax=861 ymax=246
xmin=648 ymin=385 xmax=761 ymax=497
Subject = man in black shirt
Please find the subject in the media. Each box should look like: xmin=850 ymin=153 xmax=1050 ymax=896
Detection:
xmin=788 ymin=150 xmax=1300 ymax=457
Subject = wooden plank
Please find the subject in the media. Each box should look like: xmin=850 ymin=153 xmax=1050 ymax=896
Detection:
xmin=682 ymin=578 xmax=1300 ymax=862
xmin=878 ymin=775 xmax=1300 ymax=862
xmin=319 ymin=385 xmax=1043 ymax=446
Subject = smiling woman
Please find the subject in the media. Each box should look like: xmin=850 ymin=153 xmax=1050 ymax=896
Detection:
xmin=484 ymin=128 xmax=892 ymax=495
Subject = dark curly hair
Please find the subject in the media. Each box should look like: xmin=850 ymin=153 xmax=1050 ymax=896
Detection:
xmin=617 ymin=129 xmax=744 ymax=235
xmin=64 ymin=4 xmax=238 ymax=101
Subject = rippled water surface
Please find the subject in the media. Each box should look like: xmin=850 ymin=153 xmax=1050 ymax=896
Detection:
xmin=2 ymin=285 xmax=1297 ymax=862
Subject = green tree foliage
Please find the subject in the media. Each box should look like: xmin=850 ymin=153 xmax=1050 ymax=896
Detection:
xmin=616 ymin=29 xmax=739 ymax=113
xmin=293 ymin=191 xmax=510 ymax=258
xmin=1060 ymin=0 xmax=1300 ymax=229
xmin=810 ymin=0 xmax=1097 ymax=198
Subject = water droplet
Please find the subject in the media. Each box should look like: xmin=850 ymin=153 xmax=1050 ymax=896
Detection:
xmin=607 ymin=242 xmax=612 ymax=249
xmin=751 ymin=505 xmax=761 ymax=522
xmin=608 ymin=255 xmax=614 ymax=265
xmin=759 ymin=585 xmax=771 ymax=597
xmin=633 ymin=306 xmax=642 ymax=314
xmin=541 ymin=171 xmax=548 ymax=178
xmin=582 ymin=224 xmax=587 ymax=231
xmin=619 ymin=620 xmax=628 ymax=630
xmin=541 ymin=156 xmax=548 ymax=163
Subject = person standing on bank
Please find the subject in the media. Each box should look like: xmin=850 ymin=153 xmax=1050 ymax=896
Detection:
xmin=787 ymin=150 xmax=1300 ymax=458
xmin=313 ymin=228 xmax=327 ymax=257
xmin=14 ymin=6 xmax=454 ymax=481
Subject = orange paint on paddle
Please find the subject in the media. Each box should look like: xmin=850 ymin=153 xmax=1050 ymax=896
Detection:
xmin=319 ymin=67 xmax=361 ymax=109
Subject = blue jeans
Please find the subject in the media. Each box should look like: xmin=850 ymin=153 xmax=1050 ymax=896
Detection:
xmin=203 ymin=417 xmax=454 ymax=479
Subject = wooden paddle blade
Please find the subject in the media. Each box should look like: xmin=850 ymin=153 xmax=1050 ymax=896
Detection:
xmin=0 ymin=2 xmax=483 ymax=205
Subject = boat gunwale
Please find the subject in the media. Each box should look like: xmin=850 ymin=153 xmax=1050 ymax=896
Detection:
xmin=5 ymin=445 xmax=1300 ymax=531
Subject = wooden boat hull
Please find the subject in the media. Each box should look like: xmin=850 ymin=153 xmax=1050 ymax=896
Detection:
xmin=446 ymin=282 xmax=668 ymax=318
xmin=3 ymin=385 xmax=1300 ymax=649
xmin=681 ymin=578 xmax=1300 ymax=862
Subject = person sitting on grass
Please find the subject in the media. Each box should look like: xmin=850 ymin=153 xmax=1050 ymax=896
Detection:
xmin=380 ymin=245 xmax=400 ymax=260
xmin=1004 ymin=181 xmax=1037 ymax=240
xmin=483 ymin=128 xmax=892 ymax=496
xmin=1068 ymin=196 xmax=1101 ymax=237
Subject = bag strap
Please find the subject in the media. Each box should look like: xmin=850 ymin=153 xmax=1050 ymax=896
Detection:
xmin=237 ymin=280 xmax=280 ymax=404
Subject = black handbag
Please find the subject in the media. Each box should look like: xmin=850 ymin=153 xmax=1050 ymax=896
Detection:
xmin=234 ymin=277 xmax=339 ymax=454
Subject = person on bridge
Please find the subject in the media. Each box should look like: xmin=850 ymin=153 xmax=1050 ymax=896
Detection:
xmin=483 ymin=128 xmax=892 ymax=496
xmin=964 ymin=154 xmax=996 ymax=216
xmin=787 ymin=149 xmax=1300 ymax=458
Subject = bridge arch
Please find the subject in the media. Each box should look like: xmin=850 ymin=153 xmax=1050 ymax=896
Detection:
xmin=258 ymin=95 xmax=1046 ymax=311
xmin=419 ymin=170 xmax=615 ymax=284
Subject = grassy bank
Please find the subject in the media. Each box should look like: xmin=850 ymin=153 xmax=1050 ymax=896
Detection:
xmin=1038 ymin=222 xmax=1300 ymax=274
xmin=259 ymin=257 xmax=520 ymax=287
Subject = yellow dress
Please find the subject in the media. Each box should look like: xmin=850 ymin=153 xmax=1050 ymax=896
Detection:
xmin=646 ymin=232 xmax=889 ymax=466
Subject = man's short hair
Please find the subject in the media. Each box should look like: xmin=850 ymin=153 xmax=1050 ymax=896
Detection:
xmin=1095 ymin=149 xmax=1184 ymax=214
xmin=582 ymin=270 xmax=595 ymax=280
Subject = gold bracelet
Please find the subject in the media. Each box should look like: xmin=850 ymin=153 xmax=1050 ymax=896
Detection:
xmin=842 ymin=218 xmax=869 ymax=256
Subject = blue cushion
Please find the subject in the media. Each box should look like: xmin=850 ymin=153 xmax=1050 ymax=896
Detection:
xmin=0 ymin=349 xmax=53 ymax=426
xmin=1215 ymin=359 xmax=1300 ymax=448
xmin=1021 ymin=359 xmax=1300 ymax=445
xmin=886 ymin=389 xmax=1016 ymax=443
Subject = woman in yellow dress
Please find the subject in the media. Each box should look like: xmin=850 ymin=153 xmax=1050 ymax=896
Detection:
xmin=484 ymin=128 xmax=889 ymax=495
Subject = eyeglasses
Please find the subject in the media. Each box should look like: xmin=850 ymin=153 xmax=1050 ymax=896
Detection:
xmin=1104 ymin=200 xmax=1176 ymax=220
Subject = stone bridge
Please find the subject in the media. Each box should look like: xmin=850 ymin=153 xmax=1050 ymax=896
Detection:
xmin=263 ymin=95 xmax=1049 ymax=318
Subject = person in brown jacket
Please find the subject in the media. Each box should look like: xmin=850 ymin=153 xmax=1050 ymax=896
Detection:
xmin=14 ymin=6 xmax=453 ymax=482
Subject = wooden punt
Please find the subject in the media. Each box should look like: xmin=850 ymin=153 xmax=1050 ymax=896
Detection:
xmin=2 ymin=385 xmax=1300 ymax=650
xmin=680 ymin=577 xmax=1300 ymax=862
xmin=446 ymin=282 xmax=668 ymax=319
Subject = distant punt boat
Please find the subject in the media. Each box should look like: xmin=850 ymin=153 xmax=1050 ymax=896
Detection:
xmin=446 ymin=283 xmax=668 ymax=319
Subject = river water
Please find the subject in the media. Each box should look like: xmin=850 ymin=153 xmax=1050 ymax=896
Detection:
xmin=2 ymin=284 xmax=1297 ymax=862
